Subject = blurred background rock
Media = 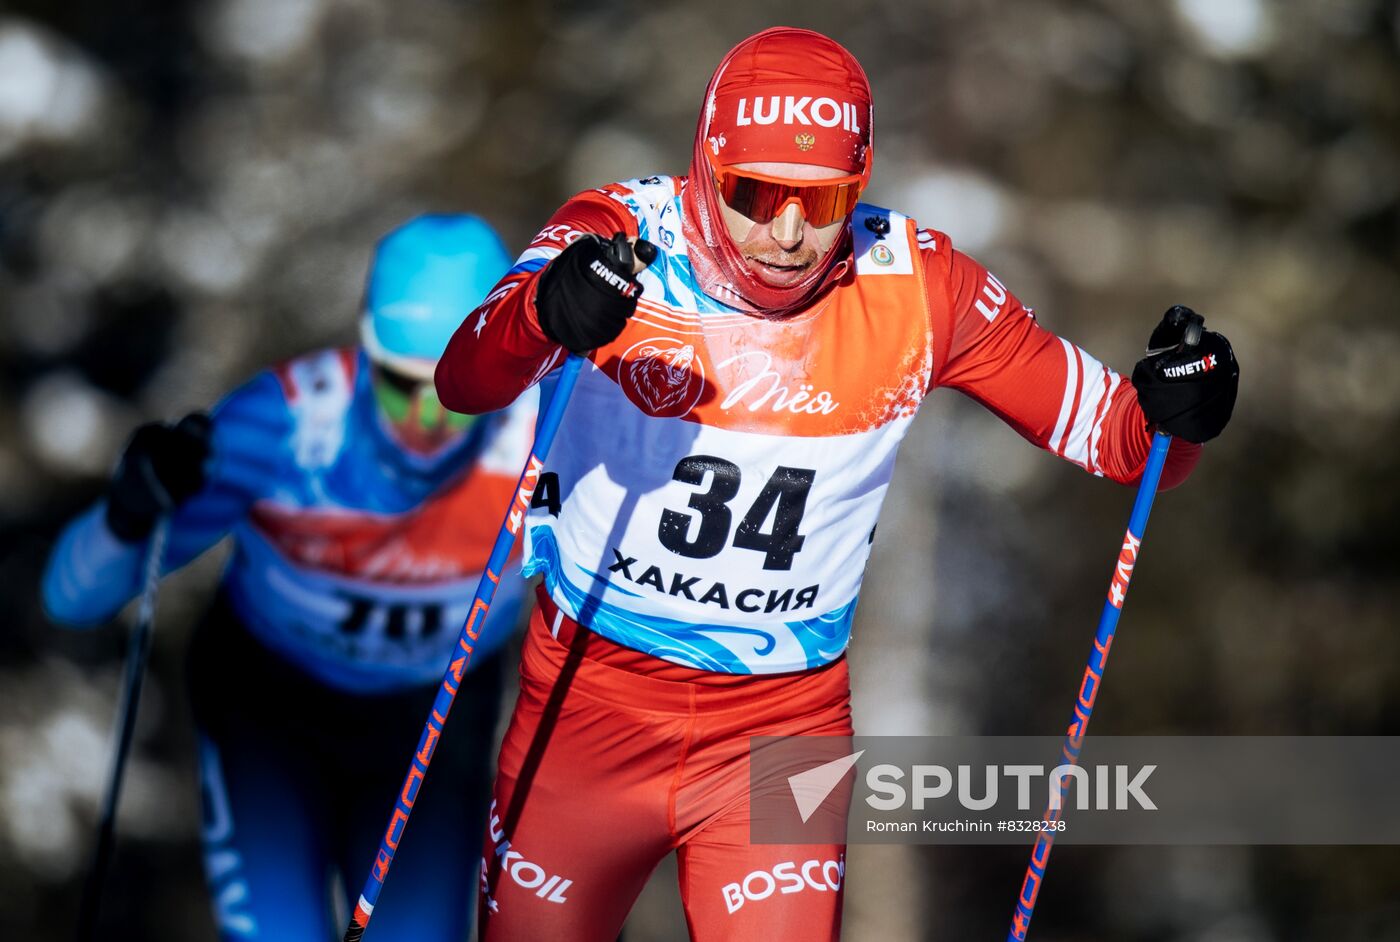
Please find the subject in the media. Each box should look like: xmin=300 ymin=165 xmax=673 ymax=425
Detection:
xmin=1 ymin=0 xmax=1397 ymax=939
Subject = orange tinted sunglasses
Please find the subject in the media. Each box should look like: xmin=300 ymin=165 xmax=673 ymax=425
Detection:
xmin=712 ymin=165 xmax=865 ymax=228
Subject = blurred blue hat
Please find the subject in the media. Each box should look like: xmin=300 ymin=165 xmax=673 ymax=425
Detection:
xmin=361 ymin=213 xmax=512 ymax=380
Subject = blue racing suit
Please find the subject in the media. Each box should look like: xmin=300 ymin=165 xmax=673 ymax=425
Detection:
xmin=43 ymin=347 xmax=536 ymax=940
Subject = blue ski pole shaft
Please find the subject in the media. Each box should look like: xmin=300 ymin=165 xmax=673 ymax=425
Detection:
xmin=1006 ymin=431 xmax=1172 ymax=942
xmin=77 ymin=517 xmax=168 ymax=942
xmin=343 ymin=354 xmax=584 ymax=942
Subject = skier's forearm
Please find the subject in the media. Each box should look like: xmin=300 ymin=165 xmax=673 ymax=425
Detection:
xmin=437 ymin=191 xmax=638 ymax=413
xmin=947 ymin=320 xmax=1201 ymax=488
xmin=436 ymin=270 xmax=562 ymax=414
xmin=931 ymin=248 xmax=1203 ymax=487
xmin=42 ymin=504 xmax=146 ymax=627
xmin=42 ymin=385 xmax=276 ymax=627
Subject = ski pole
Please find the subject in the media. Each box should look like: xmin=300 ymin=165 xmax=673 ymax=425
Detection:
xmin=76 ymin=517 xmax=169 ymax=942
xmin=342 ymin=353 xmax=585 ymax=942
xmin=1005 ymin=430 xmax=1173 ymax=942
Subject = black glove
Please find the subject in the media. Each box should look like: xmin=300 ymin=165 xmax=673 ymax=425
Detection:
xmin=1132 ymin=305 xmax=1239 ymax=443
xmin=106 ymin=413 xmax=213 ymax=542
xmin=535 ymin=233 xmax=658 ymax=353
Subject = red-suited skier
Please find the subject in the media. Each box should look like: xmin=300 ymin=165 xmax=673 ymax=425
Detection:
xmin=437 ymin=28 xmax=1239 ymax=942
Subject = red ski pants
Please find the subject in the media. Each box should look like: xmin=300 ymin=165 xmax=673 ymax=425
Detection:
xmin=478 ymin=591 xmax=853 ymax=941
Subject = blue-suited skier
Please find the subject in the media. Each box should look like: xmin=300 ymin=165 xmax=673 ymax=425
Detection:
xmin=43 ymin=215 xmax=536 ymax=940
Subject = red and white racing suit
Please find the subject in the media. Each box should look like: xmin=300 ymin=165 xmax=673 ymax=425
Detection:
xmin=438 ymin=175 xmax=1199 ymax=940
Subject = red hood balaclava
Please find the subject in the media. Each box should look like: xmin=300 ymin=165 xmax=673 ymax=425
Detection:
xmin=682 ymin=27 xmax=873 ymax=316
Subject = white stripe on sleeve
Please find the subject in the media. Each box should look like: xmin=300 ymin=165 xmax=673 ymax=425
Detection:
xmin=1060 ymin=345 xmax=1114 ymax=474
xmin=1087 ymin=369 xmax=1122 ymax=476
xmin=1049 ymin=337 xmax=1079 ymax=457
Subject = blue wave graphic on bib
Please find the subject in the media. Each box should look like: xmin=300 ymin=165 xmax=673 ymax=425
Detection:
xmin=524 ymin=526 xmax=856 ymax=674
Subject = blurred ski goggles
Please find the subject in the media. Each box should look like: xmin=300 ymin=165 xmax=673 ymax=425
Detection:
xmin=371 ymin=362 xmax=474 ymax=452
xmin=711 ymin=165 xmax=865 ymax=228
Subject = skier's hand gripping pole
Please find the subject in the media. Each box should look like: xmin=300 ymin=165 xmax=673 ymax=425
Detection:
xmin=342 ymin=236 xmax=655 ymax=942
xmin=1004 ymin=308 xmax=1221 ymax=940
